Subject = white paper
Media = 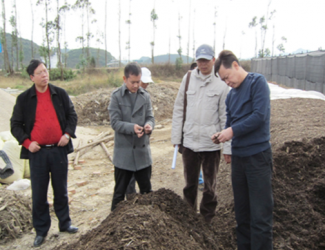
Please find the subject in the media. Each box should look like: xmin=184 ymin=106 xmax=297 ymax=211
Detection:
xmin=171 ymin=145 xmax=178 ymax=169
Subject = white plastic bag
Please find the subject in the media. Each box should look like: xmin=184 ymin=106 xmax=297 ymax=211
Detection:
xmin=6 ymin=179 xmax=31 ymax=190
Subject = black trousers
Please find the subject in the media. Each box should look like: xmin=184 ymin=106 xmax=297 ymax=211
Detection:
xmin=182 ymin=147 xmax=220 ymax=223
xmin=232 ymin=147 xmax=273 ymax=250
xmin=126 ymin=174 xmax=137 ymax=195
xmin=111 ymin=166 xmax=152 ymax=211
xmin=29 ymin=147 xmax=71 ymax=237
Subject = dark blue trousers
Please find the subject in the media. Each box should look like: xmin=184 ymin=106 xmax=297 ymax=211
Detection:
xmin=29 ymin=147 xmax=71 ymax=237
xmin=231 ymin=147 xmax=273 ymax=250
xmin=111 ymin=166 xmax=152 ymax=211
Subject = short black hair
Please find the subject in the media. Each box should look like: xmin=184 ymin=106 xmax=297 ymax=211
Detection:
xmin=214 ymin=50 xmax=240 ymax=75
xmin=190 ymin=62 xmax=197 ymax=70
xmin=124 ymin=62 xmax=141 ymax=78
xmin=26 ymin=59 xmax=46 ymax=76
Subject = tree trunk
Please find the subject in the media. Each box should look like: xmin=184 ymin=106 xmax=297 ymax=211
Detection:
xmin=30 ymin=0 xmax=34 ymax=58
xmin=56 ymin=0 xmax=63 ymax=80
xmin=45 ymin=0 xmax=51 ymax=71
xmin=104 ymin=0 xmax=107 ymax=67
xmin=1 ymin=0 xmax=13 ymax=74
xmin=118 ymin=0 xmax=121 ymax=68
xmin=13 ymin=0 xmax=19 ymax=71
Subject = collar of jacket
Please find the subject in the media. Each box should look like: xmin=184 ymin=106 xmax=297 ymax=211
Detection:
xmin=29 ymin=83 xmax=57 ymax=98
xmin=193 ymin=66 xmax=216 ymax=85
xmin=121 ymin=83 xmax=145 ymax=97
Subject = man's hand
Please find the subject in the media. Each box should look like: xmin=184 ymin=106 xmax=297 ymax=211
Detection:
xmin=223 ymin=154 xmax=231 ymax=164
xmin=29 ymin=141 xmax=40 ymax=153
xmin=134 ymin=124 xmax=144 ymax=138
xmin=144 ymin=124 xmax=152 ymax=134
xmin=57 ymin=135 xmax=69 ymax=147
xmin=212 ymin=127 xmax=234 ymax=144
xmin=211 ymin=133 xmax=221 ymax=144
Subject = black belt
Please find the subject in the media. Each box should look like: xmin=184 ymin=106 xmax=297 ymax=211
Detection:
xmin=40 ymin=144 xmax=58 ymax=149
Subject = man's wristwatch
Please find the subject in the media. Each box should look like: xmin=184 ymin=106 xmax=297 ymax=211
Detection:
xmin=64 ymin=134 xmax=70 ymax=140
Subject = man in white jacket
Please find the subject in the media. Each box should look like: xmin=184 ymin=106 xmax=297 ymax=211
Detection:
xmin=171 ymin=44 xmax=231 ymax=223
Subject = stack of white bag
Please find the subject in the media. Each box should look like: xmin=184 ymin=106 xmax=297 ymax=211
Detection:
xmin=0 ymin=131 xmax=30 ymax=189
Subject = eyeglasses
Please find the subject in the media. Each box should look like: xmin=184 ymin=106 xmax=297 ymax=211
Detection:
xmin=33 ymin=70 xmax=48 ymax=76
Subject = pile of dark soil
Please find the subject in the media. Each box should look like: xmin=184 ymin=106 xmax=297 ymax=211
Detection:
xmin=272 ymin=137 xmax=325 ymax=249
xmin=73 ymin=82 xmax=179 ymax=126
xmin=0 ymin=190 xmax=32 ymax=244
xmin=55 ymin=188 xmax=220 ymax=250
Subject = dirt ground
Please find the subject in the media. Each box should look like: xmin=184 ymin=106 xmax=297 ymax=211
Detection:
xmin=1 ymin=82 xmax=325 ymax=250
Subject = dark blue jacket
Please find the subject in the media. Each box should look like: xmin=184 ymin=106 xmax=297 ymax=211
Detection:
xmin=225 ymin=73 xmax=271 ymax=157
xmin=10 ymin=83 xmax=77 ymax=159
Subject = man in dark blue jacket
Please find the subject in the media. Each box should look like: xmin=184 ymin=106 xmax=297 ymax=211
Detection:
xmin=212 ymin=50 xmax=273 ymax=250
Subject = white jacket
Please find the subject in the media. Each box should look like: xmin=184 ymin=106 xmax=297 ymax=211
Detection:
xmin=171 ymin=67 xmax=231 ymax=154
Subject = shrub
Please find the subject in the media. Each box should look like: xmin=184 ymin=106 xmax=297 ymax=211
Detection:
xmin=49 ymin=68 xmax=76 ymax=81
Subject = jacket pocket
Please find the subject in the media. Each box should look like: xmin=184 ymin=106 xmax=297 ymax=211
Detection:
xmin=186 ymin=90 xmax=196 ymax=107
xmin=204 ymin=91 xmax=219 ymax=110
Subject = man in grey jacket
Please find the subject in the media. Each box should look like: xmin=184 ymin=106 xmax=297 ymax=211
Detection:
xmin=171 ymin=44 xmax=231 ymax=223
xmin=108 ymin=62 xmax=155 ymax=211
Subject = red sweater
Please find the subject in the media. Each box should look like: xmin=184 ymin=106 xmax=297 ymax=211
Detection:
xmin=23 ymin=87 xmax=63 ymax=149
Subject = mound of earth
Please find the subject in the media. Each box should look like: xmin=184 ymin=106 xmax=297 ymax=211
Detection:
xmin=73 ymin=82 xmax=179 ymax=126
xmin=0 ymin=190 xmax=33 ymax=244
xmin=272 ymin=137 xmax=325 ymax=249
xmin=55 ymin=188 xmax=220 ymax=250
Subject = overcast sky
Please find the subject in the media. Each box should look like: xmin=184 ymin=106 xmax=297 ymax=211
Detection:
xmin=1 ymin=0 xmax=324 ymax=61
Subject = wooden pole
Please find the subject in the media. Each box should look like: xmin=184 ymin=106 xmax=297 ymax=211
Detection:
xmin=100 ymin=142 xmax=113 ymax=162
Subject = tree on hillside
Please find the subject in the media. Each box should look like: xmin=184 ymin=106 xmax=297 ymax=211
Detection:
xmin=125 ymin=0 xmax=131 ymax=62
xmin=37 ymin=0 xmax=55 ymax=71
xmin=150 ymin=8 xmax=158 ymax=64
xmin=96 ymin=31 xmax=103 ymax=67
xmin=30 ymin=0 xmax=35 ymax=58
xmin=249 ymin=16 xmax=258 ymax=58
xmin=1 ymin=0 xmax=13 ymax=74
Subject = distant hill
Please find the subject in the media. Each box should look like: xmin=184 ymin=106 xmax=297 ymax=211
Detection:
xmin=0 ymin=33 xmax=115 ymax=69
xmin=0 ymin=33 xmax=41 ymax=68
xmin=135 ymin=54 xmax=194 ymax=64
xmin=66 ymin=48 xmax=114 ymax=68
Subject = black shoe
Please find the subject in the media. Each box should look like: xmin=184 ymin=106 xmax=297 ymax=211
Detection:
xmin=60 ymin=226 xmax=78 ymax=234
xmin=33 ymin=235 xmax=45 ymax=247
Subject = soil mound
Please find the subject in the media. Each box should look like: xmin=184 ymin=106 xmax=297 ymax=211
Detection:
xmin=272 ymin=137 xmax=325 ymax=249
xmin=0 ymin=190 xmax=32 ymax=244
xmin=73 ymin=82 xmax=179 ymax=126
xmin=56 ymin=188 xmax=220 ymax=250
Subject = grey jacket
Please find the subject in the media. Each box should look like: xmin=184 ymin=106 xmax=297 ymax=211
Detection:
xmin=171 ymin=67 xmax=231 ymax=154
xmin=108 ymin=84 xmax=155 ymax=171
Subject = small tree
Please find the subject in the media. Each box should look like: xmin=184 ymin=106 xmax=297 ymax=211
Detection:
xmin=125 ymin=0 xmax=131 ymax=62
xmin=277 ymin=36 xmax=287 ymax=55
xmin=176 ymin=12 xmax=183 ymax=70
xmin=37 ymin=0 xmax=55 ymax=71
xmin=150 ymin=8 xmax=158 ymax=64
xmin=249 ymin=16 xmax=258 ymax=58
xmin=213 ymin=6 xmax=217 ymax=53
xmin=1 ymin=0 xmax=13 ymax=74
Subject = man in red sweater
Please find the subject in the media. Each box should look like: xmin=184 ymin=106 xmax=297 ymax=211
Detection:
xmin=11 ymin=59 xmax=78 ymax=247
